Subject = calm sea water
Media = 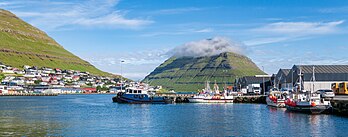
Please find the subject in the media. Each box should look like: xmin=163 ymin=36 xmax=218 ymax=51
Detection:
xmin=0 ymin=94 xmax=347 ymax=137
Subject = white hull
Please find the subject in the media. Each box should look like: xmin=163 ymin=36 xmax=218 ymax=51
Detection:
xmin=188 ymin=96 xmax=234 ymax=103
xmin=266 ymin=97 xmax=285 ymax=108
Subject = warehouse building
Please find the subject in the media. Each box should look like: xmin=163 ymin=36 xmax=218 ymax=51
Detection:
xmin=280 ymin=65 xmax=348 ymax=92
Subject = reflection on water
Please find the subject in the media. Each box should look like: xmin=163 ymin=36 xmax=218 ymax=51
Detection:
xmin=0 ymin=95 xmax=347 ymax=136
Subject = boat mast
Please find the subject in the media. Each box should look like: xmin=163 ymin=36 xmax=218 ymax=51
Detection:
xmin=296 ymin=66 xmax=302 ymax=101
xmin=310 ymin=66 xmax=315 ymax=101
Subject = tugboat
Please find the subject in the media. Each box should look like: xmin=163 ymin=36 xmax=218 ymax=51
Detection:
xmin=266 ymin=89 xmax=287 ymax=108
xmin=188 ymin=81 xmax=234 ymax=103
xmin=112 ymin=87 xmax=174 ymax=104
xmin=285 ymin=66 xmax=331 ymax=114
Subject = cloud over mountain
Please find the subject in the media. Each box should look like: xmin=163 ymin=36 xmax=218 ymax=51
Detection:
xmin=170 ymin=37 xmax=244 ymax=57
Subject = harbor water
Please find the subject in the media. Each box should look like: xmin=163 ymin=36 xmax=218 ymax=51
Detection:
xmin=0 ymin=94 xmax=347 ymax=136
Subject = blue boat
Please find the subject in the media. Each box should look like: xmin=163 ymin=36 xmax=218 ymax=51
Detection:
xmin=112 ymin=87 xmax=173 ymax=104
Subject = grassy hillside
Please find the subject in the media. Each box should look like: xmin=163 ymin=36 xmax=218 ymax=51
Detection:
xmin=0 ymin=9 xmax=115 ymax=77
xmin=143 ymin=52 xmax=265 ymax=91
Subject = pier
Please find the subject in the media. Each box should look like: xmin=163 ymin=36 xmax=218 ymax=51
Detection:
xmin=0 ymin=93 xmax=58 ymax=96
xmin=331 ymin=95 xmax=348 ymax=115
xmin=156 ymin=93 xmax=267 ymax=103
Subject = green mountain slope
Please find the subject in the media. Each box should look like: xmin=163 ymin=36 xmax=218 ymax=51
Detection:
xmin=143 ymin=52 xmax=265 ymax=91
xmin=0 ymin=9 xmax=114 ymax=77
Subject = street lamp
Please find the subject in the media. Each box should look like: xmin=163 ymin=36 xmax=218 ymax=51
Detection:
xmin=120 ymin=60 xmax=124 ymax=92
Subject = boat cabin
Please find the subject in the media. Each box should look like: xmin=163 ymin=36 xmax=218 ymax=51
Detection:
xmin=126 ymin=88 xmax=148 ymax=94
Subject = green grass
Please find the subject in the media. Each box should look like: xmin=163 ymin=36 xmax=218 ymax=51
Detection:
xmin=0 ymin=9 xmax=118 ymax=77
xmin=143 ymin=52 xmax=266 ymax=91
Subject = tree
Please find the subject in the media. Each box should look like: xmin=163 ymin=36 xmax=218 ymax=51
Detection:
xmin=0 ymin=73 xmax=5 ymax=81
xmin=34 ymin=80 xmax=42 ymax=85
xmin=96 ymin=86 xmax=102 ymax=92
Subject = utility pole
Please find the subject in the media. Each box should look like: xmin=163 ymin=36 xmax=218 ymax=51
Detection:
xmin=262 ymin=66 xmax=265 ymax=95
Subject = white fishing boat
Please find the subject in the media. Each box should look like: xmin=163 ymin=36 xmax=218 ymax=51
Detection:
xmin=285 ymin=66 xmax=331 ymax=114
xmin=266 ymin=89 xmax=286 ymax=108
xmin=188 ymin=81 xmax=234 ymax=103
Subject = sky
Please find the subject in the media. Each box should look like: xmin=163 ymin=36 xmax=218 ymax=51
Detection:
xmin=1 ymin=0 xmax=348 ymax=80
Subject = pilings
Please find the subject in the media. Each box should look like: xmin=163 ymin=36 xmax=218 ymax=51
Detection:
xmin=234 ymin=95 xmax=267 ymax=104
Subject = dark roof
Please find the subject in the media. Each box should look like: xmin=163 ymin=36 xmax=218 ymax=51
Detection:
xmin=286 ymin=65 xmax=348 ymax=82
xmin=296 ymin=65 xmax=348 ymax=73
xmin=240 ymin=76 xmax=272 ymax=85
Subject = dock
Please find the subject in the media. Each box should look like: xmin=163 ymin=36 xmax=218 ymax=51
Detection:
xmin=156 ymin=93 xmax=267 ymax=103
xmin=0 ymin=93 xmax=58 ymax=96
xmin=331 ymin=95 xmax=348 ymax=115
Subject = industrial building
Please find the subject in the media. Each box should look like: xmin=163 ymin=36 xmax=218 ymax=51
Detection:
xmin=276 ymin=65 xmax=348 ymax=92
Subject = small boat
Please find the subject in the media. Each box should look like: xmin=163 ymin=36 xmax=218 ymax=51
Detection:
xmin=188 ymin=81 xmax=234 ymax=103
xmin=285 ymin=66 xmax=331 ymax=114
xmin=266 ymin=89 xmax=287 ymax=108
xmin=112 ymin=87 xmax=173 ymax=104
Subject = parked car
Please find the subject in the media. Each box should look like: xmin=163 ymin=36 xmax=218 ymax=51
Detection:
xmin=316 ymin=89 xmax=335 ymax=98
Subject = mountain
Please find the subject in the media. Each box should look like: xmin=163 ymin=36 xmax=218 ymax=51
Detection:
xmin=0 ymin=9 xmax=114 ymax=77
xmin=143 ymin=52 xmax=265 ymax=91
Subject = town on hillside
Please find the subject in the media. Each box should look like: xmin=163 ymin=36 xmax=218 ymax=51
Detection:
xmin=0 ymin=62 xmax=162 ymax=95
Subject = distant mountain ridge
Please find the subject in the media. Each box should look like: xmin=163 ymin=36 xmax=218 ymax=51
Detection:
xmin=143 ymin=52 xmax=265 ymax=91
xmin=0 ymin=9 xmax=115 ymax=77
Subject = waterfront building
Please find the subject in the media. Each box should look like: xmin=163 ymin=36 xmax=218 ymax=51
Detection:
xmin=235 ymin=75 xmax=272 ymax=94
xmin=274 ymin=69 xmax=292 ymax=90
xmin=281 ymin=65 xmax=348 ymax=91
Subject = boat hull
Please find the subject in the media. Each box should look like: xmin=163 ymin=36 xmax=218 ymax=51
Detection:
xmin=188 ymin=98 xmax=234 ymax=103
xmin=266 ymin=97 xmax=285 ymax=108
xmin=112 ymin=95 xmax=173 ymax=104
xmin=286 ymin=105 xmax=332 ymax=114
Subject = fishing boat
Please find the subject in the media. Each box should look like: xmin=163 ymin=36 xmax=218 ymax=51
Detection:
xmin=188 ymin=81 xmax=234 ymax=103
xmin=285 ymin=66 xmax=331 ymax=114
xmin=266 ymin=89 xmax=287 ymax=108
xmin=112 ymin=87 xmax=174 ymax=104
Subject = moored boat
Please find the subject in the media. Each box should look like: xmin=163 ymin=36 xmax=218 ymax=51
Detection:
xmin=285 ymin=66 xmax=331 ymax=114
xmin=112 ymin=87 xmax=173 ymax=104
xmin=266 ymin=90 xmax=286 ymax=108
xmin=188 ymin=81 xmax=234 ymax=103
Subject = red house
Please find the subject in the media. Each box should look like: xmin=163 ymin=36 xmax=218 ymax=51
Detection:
xmin=83 ymin=88 xmax=97 ymax=93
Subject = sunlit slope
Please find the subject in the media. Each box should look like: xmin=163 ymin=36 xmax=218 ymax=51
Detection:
xmin=143 ymin=52 xmax=266 ymax=91
xmin=0 ymin=9 xmax=114 ymax=76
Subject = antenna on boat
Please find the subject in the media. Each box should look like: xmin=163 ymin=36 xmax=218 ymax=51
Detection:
xmin=310 ymin=66 xmax=316 ymax=101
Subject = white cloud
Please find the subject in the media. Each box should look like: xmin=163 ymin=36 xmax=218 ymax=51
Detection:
xmin=148 ymin=7 xmax=202 ymax=15
xmin=140 ymin=28 xmax=214 ymax=37
xmin=4 ymin=0 xmax=153 ymax=30
xmin=170 ymin=37 xmax=245 ymax=57
xmin=244 ymin=37 xmax=292 ymax=46
xmin=85 ymin=49 xmax=169 ymax=80
xmin=253 ymin=20 xmax=344 ymax=35
xmin=245 ymin=20 xmax=345 ymax=46
xmin=194 ymin=28 xmax=214 ymax=33
xmin=319 ymin=7 xmax=348 ymax=13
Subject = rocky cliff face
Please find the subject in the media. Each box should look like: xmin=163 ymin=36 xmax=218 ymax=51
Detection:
xmin=143 ymin=52 xmax=265 ymax=91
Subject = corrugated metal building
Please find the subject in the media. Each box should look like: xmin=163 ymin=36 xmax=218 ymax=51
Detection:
xmin=235 ymin=75 xmax=272 ymax=93
xmin=282 ymin=65 xmax=348 ymax=91
xmin=274 ymin=69 xmax=291 ymax=89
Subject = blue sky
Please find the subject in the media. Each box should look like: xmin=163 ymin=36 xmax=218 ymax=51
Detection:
xmin=1 ymin=0 xmax=348 ymax=80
